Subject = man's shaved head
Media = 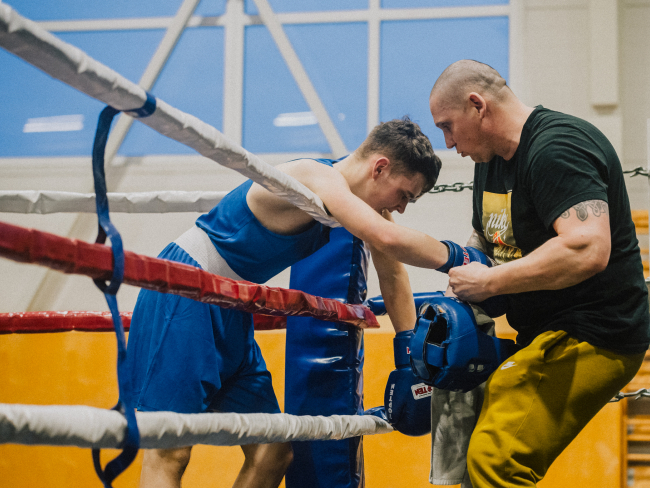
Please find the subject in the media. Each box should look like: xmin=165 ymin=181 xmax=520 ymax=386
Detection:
xmin=430 ymin=60 xmax=508 ymax=109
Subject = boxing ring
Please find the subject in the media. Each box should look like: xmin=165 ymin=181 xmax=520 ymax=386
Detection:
xmin=0 ymin=4 xmax=399 ymax=487
xmin=2 ymin=4 xmax=650 ymax=487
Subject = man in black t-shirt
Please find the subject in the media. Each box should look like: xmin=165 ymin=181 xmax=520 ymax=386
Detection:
xmin=428 ymin=59 xmax=649 ymax=487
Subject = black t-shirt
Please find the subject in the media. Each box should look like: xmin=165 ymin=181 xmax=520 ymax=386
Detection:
xmin=472 ymin=106 xmax=649 ymax=354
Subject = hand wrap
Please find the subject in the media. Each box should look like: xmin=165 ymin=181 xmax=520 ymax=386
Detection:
xmin=436 ymin=240 xmax=491 ymax=273
xmin=436 ymin=240 xmax=509 ymax=318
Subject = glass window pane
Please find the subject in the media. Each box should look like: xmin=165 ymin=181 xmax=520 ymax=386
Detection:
xmin=8 ymin=0 xmax=185 ymax=21
xmin=243 ymin=23 xmax=367 ymax=154
xmin=284 ymin=23 xmax=368 ymax=152
xmin=195 ymin=0 xmax=226 ymax=17
xmin=121 ymin=27 xmax=225 ymax=156
xmin=245 ymin=0 xmax=368 ymax=15
xmin=0 ymin=30 xmax=165 ymax=157
xmin=380 ymin=17 xmax=509 ymax=150
xmin=382 ymin=0 xmax=507 ymax=7
xmin=243 ymin=25 xmax=329 ymax=154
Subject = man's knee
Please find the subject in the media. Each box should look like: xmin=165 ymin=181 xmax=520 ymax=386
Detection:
xmin=466 ymin=430 xmax=505 ymax=487
xmin=144 ymin=447 xmax=192 ymax=475
xmin=466 ymin=434 xmax=485 ymax=479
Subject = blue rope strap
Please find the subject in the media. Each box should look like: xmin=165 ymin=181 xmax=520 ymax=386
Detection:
xmin=90 ymin=93 xmax=156 ymax=487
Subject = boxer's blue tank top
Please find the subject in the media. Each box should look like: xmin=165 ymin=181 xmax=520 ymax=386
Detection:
xmin=196 ymin=159 xmax=334 ymax=283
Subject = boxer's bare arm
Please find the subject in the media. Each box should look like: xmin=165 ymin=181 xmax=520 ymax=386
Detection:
xmin=248 ymin=159 xmax=448 ymax=269
xmin=369 ymin=211 xmax=417 ymax=333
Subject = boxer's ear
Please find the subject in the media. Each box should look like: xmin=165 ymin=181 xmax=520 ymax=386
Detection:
xmin=372 ymin=156 xmax=390 ymax=180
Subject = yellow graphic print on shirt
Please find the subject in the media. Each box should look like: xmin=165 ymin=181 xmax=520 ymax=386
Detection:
xmin=482 ymin=191 xmax=522 ymax=264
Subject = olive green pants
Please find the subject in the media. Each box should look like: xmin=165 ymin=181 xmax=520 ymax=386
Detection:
xmin=467 ymin=330 xmax=645 ymax=487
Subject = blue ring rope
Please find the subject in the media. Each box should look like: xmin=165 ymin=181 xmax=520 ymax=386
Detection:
xmin=90 ymin=93 xmax=156 ymax=487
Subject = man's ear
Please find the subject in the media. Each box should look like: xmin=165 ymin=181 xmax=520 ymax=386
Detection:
xmin=468 ymin=92 xmax=487 ymax=119
xmin=372 ymin=156 xmax=391 ymax=180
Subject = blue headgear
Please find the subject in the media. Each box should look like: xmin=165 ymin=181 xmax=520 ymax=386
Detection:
xmin=409 ymin=297 xmax=518 ymax=393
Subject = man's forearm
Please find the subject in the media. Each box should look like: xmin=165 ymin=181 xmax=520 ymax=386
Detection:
xmin=486 ymin=236 xmax=607 ymax=295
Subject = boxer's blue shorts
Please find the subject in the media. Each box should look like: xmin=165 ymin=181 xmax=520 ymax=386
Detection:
xmin=124 ymin=243 xmax=280 ymax=415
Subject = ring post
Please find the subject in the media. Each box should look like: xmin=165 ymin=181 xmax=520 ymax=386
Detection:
xmin=285 ymin=227 xmax=369 ymax=488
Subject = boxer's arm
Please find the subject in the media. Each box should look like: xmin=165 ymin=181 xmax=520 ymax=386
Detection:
xmin=281 ymin=159 xmax=450 ymax=269
xmin=449 ymin=200 xmax=611 ymax=302
xmin=368 ymin=210 xmax=417 ymax=333
xmin=322 ymin=182 xmax=449 ymax=270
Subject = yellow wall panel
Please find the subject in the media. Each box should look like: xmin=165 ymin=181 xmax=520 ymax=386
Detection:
xmin=0 ymin=326 xmax=626 ymax=488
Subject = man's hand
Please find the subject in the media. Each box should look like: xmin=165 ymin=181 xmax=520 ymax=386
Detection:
xmin=448 ymin=261 xmax=494 ymax=303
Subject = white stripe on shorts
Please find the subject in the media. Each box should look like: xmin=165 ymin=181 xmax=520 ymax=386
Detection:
xmin=173 ymin=225 xmax=243 ymax=281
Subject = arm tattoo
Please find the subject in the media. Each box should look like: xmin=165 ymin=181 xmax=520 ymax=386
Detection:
xmin=560 ymin=200 xmax=608 ymax=221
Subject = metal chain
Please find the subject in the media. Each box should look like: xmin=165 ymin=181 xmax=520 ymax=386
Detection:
xmin=428 ymin=181 xmax=473 ymax=194
xmin=623 ymin=166 xmax=650 ymax=178
xmin=428 ymin=166 xmax=649 ymax=194
xmin=610 ymin=388 xmax=650 ymax=402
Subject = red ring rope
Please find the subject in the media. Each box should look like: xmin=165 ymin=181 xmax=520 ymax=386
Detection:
xmin=0 ymin=311 xmax=131 ymax=334
xmin=0 ymin=311 xmax=288 ymax=333
xmin=0 ymin=221 xmax=378 ymax=328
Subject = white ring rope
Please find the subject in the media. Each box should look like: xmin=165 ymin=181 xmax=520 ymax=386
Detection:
xmin=0 ymin=403 xmax=392 ymax=449
xmin=0 ymin=4 xmax=339 ymax=228
xmin=0 ymin=190 xmax=226 ymax=214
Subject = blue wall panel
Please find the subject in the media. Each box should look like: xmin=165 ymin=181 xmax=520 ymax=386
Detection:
xmin=243 ymin=25 xmax=328 ymax=153
xmin=7 ymin=0 xmax=226 ymax=20
xmin=195 ymin=0 xmax=226 ymax=16
xmin=284 ymin=23 xmax=368 ymax=153
xmin=0 ymin=2 xmax=510 ymax=158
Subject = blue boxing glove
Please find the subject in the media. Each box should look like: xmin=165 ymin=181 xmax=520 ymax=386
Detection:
xmin=364 ymin=291 xmax=445 ymax=317
xmin=363 ymin=295 xmax=388 ymax=316
xmin=436 ymin=240 xmax=509 ymax=318
xmin=363 ymin=330 xmax=432 ymax=435
xmin=382 ymin=330 xmax=432 ymax=436
xmin=365 ymin=289 xmax=507 ymax=319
